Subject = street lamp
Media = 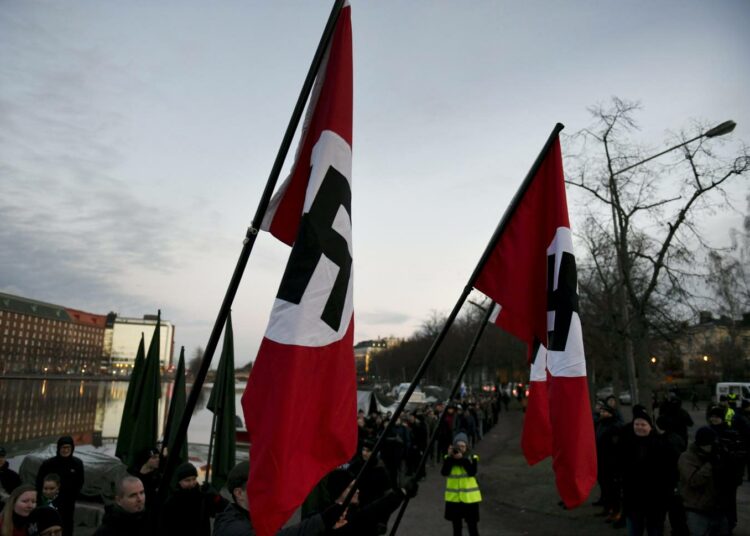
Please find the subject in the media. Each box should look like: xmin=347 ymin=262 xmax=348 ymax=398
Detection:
xmin=609 ymin=120 xmax=736 ymax=405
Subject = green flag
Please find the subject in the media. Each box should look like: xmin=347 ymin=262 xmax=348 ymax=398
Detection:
xmin=127 ymin=310 xmax=162 ymax=468
xmin=207 ymin=313 xmax=236 ymax=490
xmin=164 ymin=346 xmax=188 ymax=466
xmin=115 ymin=333 xmax=145 ymax=461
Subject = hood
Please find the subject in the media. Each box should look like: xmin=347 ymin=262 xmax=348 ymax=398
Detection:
xmin=56 ymin=436 xmax=75 ymax=456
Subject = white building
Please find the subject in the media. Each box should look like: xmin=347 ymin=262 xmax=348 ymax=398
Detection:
xmin=104 ymin=314 xmax=175 ymax=374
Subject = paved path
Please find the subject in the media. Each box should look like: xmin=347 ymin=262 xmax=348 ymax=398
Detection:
xmin=394 ymin=407 xmax=750 ymax=536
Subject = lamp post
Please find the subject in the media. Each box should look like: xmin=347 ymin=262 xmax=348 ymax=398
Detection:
xmin=609 ymin=120 xmax=736 ymax=405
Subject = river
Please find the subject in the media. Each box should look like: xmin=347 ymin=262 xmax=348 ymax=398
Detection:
xmin=0 ymin=378 xmax=245 ymax=455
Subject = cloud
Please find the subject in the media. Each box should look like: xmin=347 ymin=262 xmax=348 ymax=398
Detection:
xmin=356 ymin=310 xmax=411 ymax=326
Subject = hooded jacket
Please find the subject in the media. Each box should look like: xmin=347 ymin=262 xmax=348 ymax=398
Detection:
xmin=35 ymin=437 xmax=84 ymax=506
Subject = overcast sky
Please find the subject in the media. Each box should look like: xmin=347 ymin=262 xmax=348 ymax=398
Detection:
xmin=1 ymin=1 xmax=749 ymax=366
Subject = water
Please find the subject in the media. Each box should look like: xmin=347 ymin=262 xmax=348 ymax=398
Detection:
xmin=0 ymin=378 xmax=246 ymax=454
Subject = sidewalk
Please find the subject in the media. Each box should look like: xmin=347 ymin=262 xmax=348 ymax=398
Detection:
xmin=394 ymin=408 xmax=750 ymax=535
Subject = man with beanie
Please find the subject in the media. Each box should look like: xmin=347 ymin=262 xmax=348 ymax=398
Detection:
xmin=158 ymin=462 xmax=226 ymax=536
xmin=0 ymin=447 xmax=22 ymax=508
xmin=28 ymin=506 xmax=63 ymax=536
xmin=679 ymin=426 xmax=725 ymax=535
xmin=35 ymin=437 xmax=84 ymax=536
xmin=214 ymin=460 xmax=342 ymax=536
xmin=94 ymin=475 xmax=147 ymax=536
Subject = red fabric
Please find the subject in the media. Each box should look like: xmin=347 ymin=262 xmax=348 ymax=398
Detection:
xmin=475 ymin=136 xmax=596 ymax=508
xmin=474 ymin=140 xmax=568 ymax=346
xmin=549 ymin=376 xmax=597 ymax=507
xmin=521 ymin=379 xmax=552 ymax=464
xmin=265 ymin=6 xmax=353 ymax=246
xmin=242 ymin=321 xmax=357 ymax=536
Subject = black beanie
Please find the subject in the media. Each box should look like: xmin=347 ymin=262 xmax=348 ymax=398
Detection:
xmin=28 ymin=507 xmax=62 ymax=536
xmin=326 ymin=468 xmax=354 ymax=500
xmin=695 ymin=426 xmax=717 ymax=447
xmin=175 ymin=462 xmax=197 ymax=482
xmin=708 ymin=406 xmax=725 ymax=419
xmin=632 ymin=407 xmax=653 ymax=427
xmin=226 ymin=460 xmax=250 ymax=494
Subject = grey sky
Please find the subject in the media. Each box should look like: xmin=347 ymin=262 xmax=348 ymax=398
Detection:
xmin=1 ymin=1 xmax=748 ymax=366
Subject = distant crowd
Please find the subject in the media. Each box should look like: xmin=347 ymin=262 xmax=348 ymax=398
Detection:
xmin=0 ymin=390 xmax=508 ymax=536
xmin=593 ymin=392 xmax=749 ymax=536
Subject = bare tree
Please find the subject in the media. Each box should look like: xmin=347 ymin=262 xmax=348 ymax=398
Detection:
xmin=566 ymin=97 xmax=750 ymax=400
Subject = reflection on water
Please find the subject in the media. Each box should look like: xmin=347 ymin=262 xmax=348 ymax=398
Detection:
xmin=0 ymin=378 xmax=168 ymax=452
xmin=0 ymin=379 xmax=246 ymax=454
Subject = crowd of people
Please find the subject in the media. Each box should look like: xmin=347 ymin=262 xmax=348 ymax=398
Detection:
xmin=0 ymin=391 xmax=504 ymax=536
xmin=594 ymin=393 xmax=750 ymax=536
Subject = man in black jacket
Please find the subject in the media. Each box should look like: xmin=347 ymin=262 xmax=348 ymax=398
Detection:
xmin=35 ymin=437 xmax=84 ymax=536
xmin=214 ymin=460 xmax=340 ymax=536
xmin=0 ymin=446 xmax=22 ymax=509
xmin=94 ymin=475 xmax=148 ymax=536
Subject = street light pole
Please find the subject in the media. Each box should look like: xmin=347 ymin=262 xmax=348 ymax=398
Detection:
xmin=609 ymin=120 xmax=736 ymax=405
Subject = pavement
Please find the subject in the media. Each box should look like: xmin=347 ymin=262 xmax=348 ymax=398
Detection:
xmin=393 ymin=406 xmax=750 ymax=536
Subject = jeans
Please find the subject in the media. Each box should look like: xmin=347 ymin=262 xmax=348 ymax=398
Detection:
xmin=685 ymin=511 xmax=727 ymax=536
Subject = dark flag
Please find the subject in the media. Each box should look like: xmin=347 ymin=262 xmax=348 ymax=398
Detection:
xmin=164 ymin=346 xmax=188 ymax=466
xmin=207 ymin=313 xmax=237 ymax=491
xmin=115 ymin=332 xmax=145 ymax=461
xmin=127 ymin=311 xmax=162 ymax=468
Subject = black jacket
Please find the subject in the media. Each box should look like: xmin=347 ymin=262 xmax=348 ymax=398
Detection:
xmin=93 ymin=504 xmax=149 ymax=536
xmin=620 ymin=430 xmax=673 ymax=517
xmin=0 ymin=461 xmax=22 ymax=495
xmin=214 ymin=503 xmax=326 ymax=536
xmin=35 ymin=441 xmax=84 ymax=506
xmin=159 ymin=486 xmax=227 ymax=536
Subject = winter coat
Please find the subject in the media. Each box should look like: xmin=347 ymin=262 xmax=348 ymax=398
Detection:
xmin=213 ymin=503 xmax=326 ymax=536
xmin=159 ymin=485 xmax=227 ymax=536
xmin=35 ymin=441 xmax=84 ymax=507
xmin=620 ymin=430 xmax=673 ymax=518
xmin=323 ymin=489 xmax=405 ymax=536
xmin=0 ymin=462 xmax=22 ymax=496
xmin=678 ymin=444 xmax=719 ymax=513
xmin=595 ymin=415 xmax=622 ymax=481
xmin=92 ymin=505 xmax=148 ymax=536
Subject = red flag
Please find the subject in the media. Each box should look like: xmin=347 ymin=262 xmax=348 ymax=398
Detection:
xmin=242 ymin=5 xmax=356 ymax=535
xmin=477 ymin=136 xmax=596 ymax=508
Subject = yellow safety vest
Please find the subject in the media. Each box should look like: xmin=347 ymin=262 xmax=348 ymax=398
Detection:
xmin=725 ymin=407 xmax=735 ymax=426
xmin=444 ymin=455 xmax=482 ymax=504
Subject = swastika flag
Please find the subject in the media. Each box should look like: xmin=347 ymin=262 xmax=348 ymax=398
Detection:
xmin=241 ymin=5 xmax=357 ymax=535
xmin=476 ymin=134 xmax=596 ymax=508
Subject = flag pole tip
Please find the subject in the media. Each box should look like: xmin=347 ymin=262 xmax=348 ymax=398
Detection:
xmin=555 ymin=122 xmax=565 ymax=133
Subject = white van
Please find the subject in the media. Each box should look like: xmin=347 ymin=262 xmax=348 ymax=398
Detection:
xmin=715 ymin=382 xmax=750 ymax=403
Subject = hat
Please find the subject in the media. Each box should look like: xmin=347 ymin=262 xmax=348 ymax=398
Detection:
xmin=453 ymin=432 xmax=469 ymax=447
xmin=326 ymin=468 xmax=354 ymax=500
xmin=175 ymin=462 xmax=197 ymax=482
xmin=226 ymin=460 xmax=250 ymax=494
xmin=695 ymin=426 xmax=717 ymax=447
xmin=632 ymin=407 xmax=652 ymax=427
xmin=708 ymin=406 xmax=726 ymax=419
xmin=28 ymin=507 xmax=62 ymax=536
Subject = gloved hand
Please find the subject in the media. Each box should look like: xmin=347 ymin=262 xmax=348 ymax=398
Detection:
xmin=401 ymin=477 xmax=418 ymax=499
xmin=321 ymin=503 xmax=347 ymax=529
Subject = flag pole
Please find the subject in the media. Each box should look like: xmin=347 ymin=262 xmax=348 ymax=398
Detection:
xmin=156 ymin=0 xmax=348 ymax=506
xmin=205 ymin=411 xmax=218 ymax=484
xmin=343 ymin=123 xmax=565 ymax=510
xmin=388 ymin=301 xmax=495 ymax=535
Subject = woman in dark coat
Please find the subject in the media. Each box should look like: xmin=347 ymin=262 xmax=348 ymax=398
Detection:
xmin=620 ymin=409 xmax=673 ymax=536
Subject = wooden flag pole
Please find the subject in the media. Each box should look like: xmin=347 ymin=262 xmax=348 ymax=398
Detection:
xmin=342 ymin=123 xmax=565 ymax=512
xmin=388 ymin=301 xmax=495 ymax=535
xmin=156 ymin=0 xmax=348 ymax=508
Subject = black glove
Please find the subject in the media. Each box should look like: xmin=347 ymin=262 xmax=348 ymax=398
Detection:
xmin=401 ymin=477 xmax=418 ymax=499
xmin=321 ymin=503 xmax=346 ymax=529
